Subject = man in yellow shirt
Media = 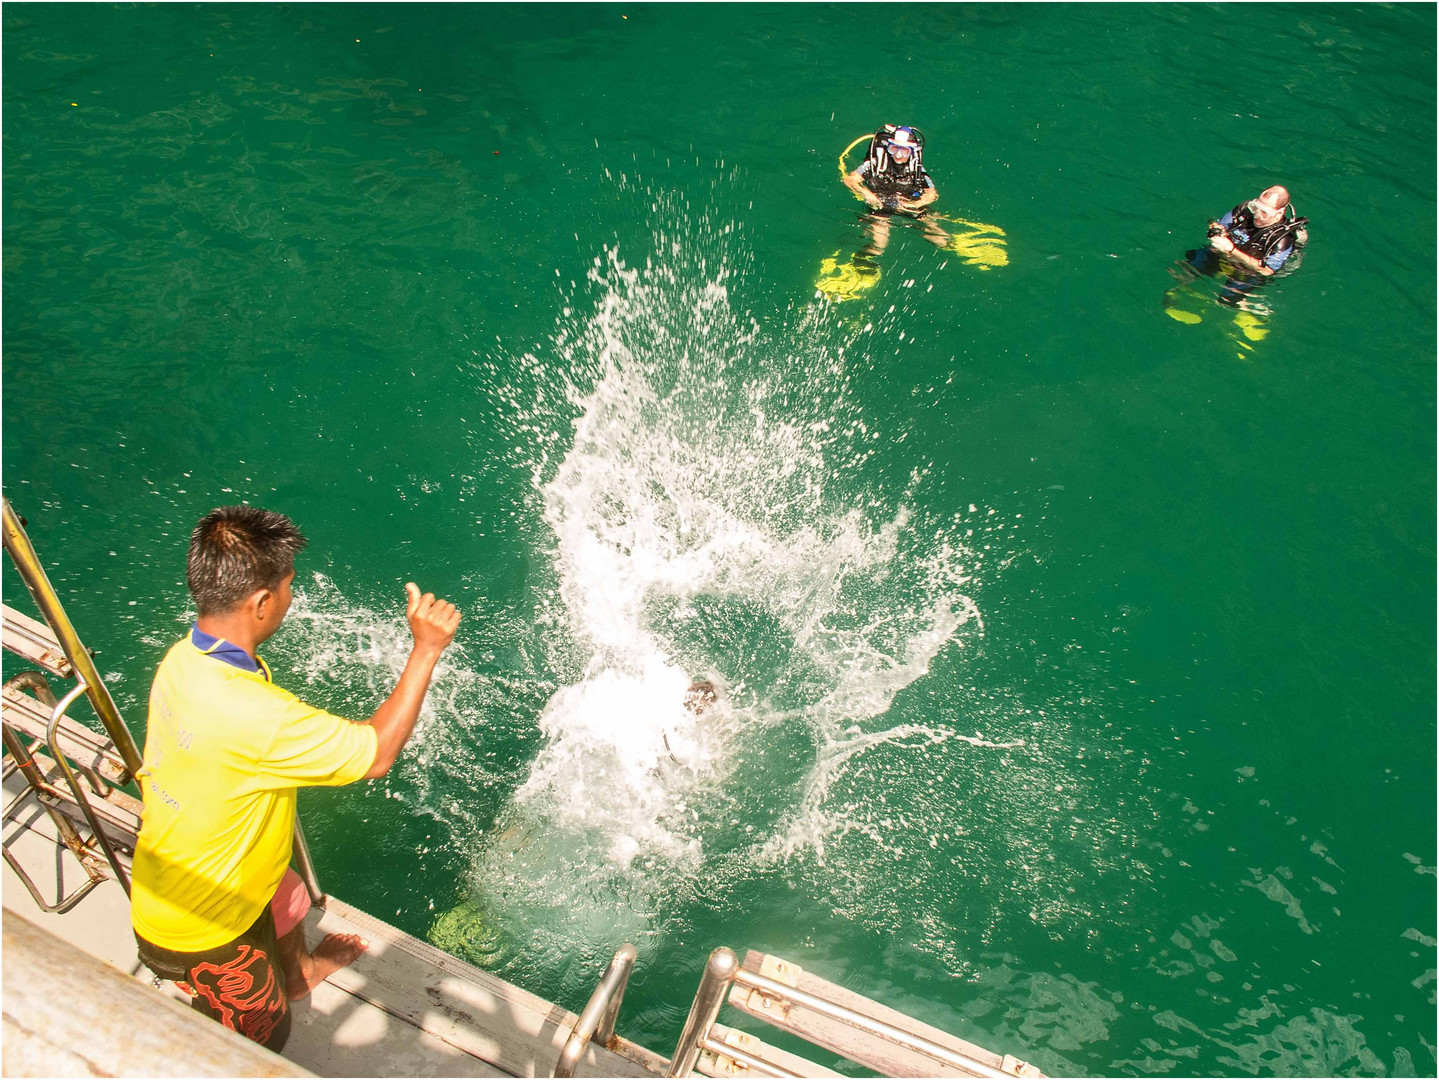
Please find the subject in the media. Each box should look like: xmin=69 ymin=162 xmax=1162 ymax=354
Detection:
xmin=131 ymin=505 xmax=461 ymax=1051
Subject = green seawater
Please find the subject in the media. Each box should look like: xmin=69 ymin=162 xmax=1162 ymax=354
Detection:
xmin=4 ymin=4 xmax=1435 ymax=1075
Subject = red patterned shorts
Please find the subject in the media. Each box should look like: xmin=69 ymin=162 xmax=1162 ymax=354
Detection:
xmin=135 ymin=902 xmax=291 ymax=1050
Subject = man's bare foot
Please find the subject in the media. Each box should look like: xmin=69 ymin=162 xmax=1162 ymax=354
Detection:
xmin=286 ymin=933 xmax=368 ymax=1000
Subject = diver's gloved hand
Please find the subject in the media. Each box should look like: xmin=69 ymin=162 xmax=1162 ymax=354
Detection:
xmin=862 ymin=191 xmax=883 ymax=209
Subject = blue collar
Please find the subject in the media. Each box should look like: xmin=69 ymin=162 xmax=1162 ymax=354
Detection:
xmin=190 ymin=624 xmax=271 ymax=682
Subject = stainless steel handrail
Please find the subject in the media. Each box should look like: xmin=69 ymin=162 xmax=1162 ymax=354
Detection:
xmin=1 ymin=717 xmax=104 ymax=914
xmin=732 ymin=966 xmax=1015 ymax=1079
xmin=290 ymin=816 xmax=325 ymax=906
xmin=666 ymin=947 xmax=739 ymax=1078
xmin=45 ymin=681 xmax=132 ymax=895
xmin=554 ymin=943 xmax=638 ymax=1078
xmin=5 ymin=671 xmax=58 ymax=716
xmin=667 ymin=946 xmax=1024 ymax=1080
xmin=2 ymin=498 xmax=142 ymax=778
xmin=696 ymin=1034 xmax=798 ymax=1078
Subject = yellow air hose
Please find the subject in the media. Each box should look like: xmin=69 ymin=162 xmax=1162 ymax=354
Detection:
xmin=837 ymin=133 xmax=873 ymax=188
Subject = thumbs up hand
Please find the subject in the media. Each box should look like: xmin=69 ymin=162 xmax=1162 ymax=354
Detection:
xmin=405 ymin=582 xmax=460 ymax=656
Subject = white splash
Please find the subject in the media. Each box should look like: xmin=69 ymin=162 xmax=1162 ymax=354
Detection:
xmin=274 ymin=573 xmax=502 ymax=819
xmin=492 ymin=199 xmax=997 ymax=895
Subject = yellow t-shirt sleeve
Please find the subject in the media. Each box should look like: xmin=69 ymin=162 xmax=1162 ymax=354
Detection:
xmin=256 ymin=692 xmax=378 ymax=788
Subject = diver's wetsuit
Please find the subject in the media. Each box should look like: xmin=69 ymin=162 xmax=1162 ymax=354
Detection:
xmin=854 ymin=157 xmax=935 ymax=216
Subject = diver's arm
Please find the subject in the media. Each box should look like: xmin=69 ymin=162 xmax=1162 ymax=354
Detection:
xmin=1207 ymin=210 xmax=1273 ymax=274
xmin=1209 ymin=234 xmax=1274 ymax=277
xmin=843 ymin=169 xmax=883 ymax=207
xmin=1238 ymin=251 xmax=1275 ymax=277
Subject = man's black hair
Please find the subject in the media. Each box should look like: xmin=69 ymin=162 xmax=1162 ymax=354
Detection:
xmin=187 ymin=506 xmax=307 ymax=615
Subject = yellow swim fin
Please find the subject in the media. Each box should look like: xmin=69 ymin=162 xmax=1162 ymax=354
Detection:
xmin=1161 ymin=287 xmax=1204 ymax=324
xmin=941 ymin=218 xmax=1009 ymax=270
xmin=1232 ymin=311 xmax=1269 ymax=341
xmin=815 ymin=252 xmax=880 ymax=302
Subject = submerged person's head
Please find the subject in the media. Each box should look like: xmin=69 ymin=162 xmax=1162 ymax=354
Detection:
xmin=187 ymin=505 xmax=307 ymax=623
xmin=1251 ymin=185 xmax=1290 ymax=227
xmin=684 ymin=680 xmax=718 ymax=715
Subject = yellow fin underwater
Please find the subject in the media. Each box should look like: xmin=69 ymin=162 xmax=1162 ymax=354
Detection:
xmin=815 ymin=252 xmax=881 ymax=302
xmin=933 ymin=215 xmax=1010 ymax=270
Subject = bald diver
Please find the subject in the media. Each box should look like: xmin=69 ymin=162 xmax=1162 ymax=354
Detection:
xmin=1204 ymin=185 xmax=1307 ymax=279
xmin=1163 ymin=185 xmax=1308 ymax=355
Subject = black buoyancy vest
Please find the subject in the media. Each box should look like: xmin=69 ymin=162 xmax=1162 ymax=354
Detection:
xmin=866 ymin=163 xmax=925 ymax=197
xmin=1229 ymin=203 xmax=1299 ymax=261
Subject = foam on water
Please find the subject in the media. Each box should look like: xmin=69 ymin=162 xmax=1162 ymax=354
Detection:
xmin=259 ymin=190 xmax=1147 ymax=994
xmin=271 ymin=573 xmax=512 ymax=830
xmin=446 ymin=189 xmax=1022 ymax=976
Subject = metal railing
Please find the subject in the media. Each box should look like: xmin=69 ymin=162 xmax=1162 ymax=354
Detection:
xmin=1 ymin=673 xmax=107 ymax=914
xmin=290 ymin=809 xmax=325 ymax=905
xmin=667 ymin=948 xmax=739 ymax=1078
xmin=554 ymin=943 xmax=638 ymax=1077
xmin=43 ymin=679 xmax=133 ymax=894
xmin=2 ymin=498 xmax=141 ymax=778
xmin=694 ymin=1032 xmax=797 ymax=1079
xmin=668 ymin=947 xmax=1028 ymax=1080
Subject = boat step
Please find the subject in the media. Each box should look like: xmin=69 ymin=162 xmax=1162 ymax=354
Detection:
xmin=700 ymin=1022 xmax=842 ymax=1078
xmin=311 ymin=897 xmax=669 ymax=1078
xmin=2 ymin=684 xmax=130 ymax=786
xmin=2 ymin=603 xmax=72 ymax=678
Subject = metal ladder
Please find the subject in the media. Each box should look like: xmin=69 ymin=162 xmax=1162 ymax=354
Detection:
xmin=663 ymin=947 xmax=1043 ymax=1078
xmin=1 ymin=666 xmax=138 ymax=912
xmin=553 ymin=941 xmax=1042 ymax=1079
xmin=2 ymin=498 xmax=144 ymax=910
xmin=0 ymin=497 xmax=326 ymax=911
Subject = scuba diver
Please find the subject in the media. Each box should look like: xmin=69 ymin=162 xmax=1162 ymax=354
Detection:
xmin=817 ymin=124 xmax=1008 ymax=302
xmin=841 ymin=125 xmax=952 ymax=256
xmin=683 ymin=680 xmax=717 ymax=715
xmin=664 ymin=680 xmax=719 ymax=768
xmin=1162 ymin=185 xmax=1308 ymax=354
xmin=1205 ymin=186 xmax=1307 ymax=277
